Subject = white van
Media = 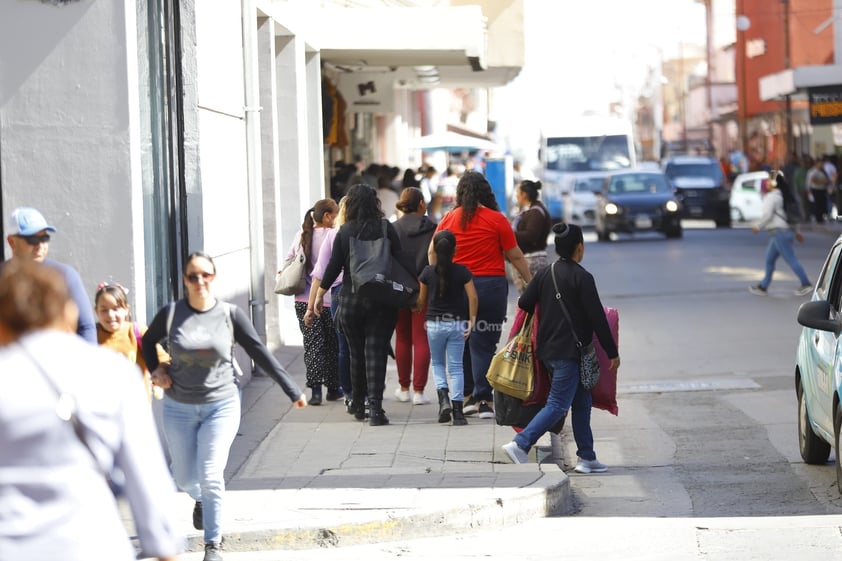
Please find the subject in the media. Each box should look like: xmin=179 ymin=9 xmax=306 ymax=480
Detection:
xmin=729 ymin=171 xmax=769 ymax=222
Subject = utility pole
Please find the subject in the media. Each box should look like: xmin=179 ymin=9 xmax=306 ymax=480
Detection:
xmin=783 ymin=0 xmax=792 ymax=159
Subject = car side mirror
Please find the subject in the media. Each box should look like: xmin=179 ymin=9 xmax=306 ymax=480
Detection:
xmin=797 ymin=300 xmax=842 ymax=335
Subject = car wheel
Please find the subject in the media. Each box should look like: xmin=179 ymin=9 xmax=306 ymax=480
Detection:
xmin=665 ymin=226 xmax=683 ymax=239
xmin=835 ymin=403 xmax=842 ymax=494
xmin=798 ymin=381 xmax=831 ymax=463
xmin=714 ymin=217 xmax=732 ymax=228
xmin=730 ymin=207 xmax=744 ymax=222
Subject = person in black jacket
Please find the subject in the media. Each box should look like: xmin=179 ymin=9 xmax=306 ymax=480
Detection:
xmin=501 ymin=223 xmax=620 ymax=472
xmin=314 ymin=184 xmax=403 ymax=426
xmin=392 ymin=187 xmax=437 ymax=405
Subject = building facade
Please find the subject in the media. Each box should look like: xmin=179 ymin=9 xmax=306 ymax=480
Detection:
xmin=0 ymin=0 xmax=523 ymax=361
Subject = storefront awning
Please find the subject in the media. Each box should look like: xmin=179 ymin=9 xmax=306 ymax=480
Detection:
xmin=759 ymin=64 xmax=842 ymax=100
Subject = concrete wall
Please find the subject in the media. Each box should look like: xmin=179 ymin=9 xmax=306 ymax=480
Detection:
xmin=0 ymin=0 xmax=144 ymax=316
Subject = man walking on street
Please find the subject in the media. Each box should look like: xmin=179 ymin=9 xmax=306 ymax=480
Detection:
xmin=4 ymin=207 xmax=96 ymax=343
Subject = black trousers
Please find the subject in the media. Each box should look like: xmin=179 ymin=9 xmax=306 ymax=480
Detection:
xmin=336 ymin=292 xmax=398 ymax=405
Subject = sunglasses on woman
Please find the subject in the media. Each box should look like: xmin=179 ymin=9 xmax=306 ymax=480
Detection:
xmin=186 ymin=272 xmax=215 ymax=283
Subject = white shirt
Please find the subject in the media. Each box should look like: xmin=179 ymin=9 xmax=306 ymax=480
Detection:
xmin=0 ymin=330 xmax=182 ymax=560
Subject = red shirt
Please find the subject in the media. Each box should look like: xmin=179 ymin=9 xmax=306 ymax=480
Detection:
xmin=436 ymin=206 xmax=517 ymax=277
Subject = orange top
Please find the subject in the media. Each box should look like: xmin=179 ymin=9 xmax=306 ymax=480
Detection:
xmin=436 ymin=206 xmax=518 ymax=277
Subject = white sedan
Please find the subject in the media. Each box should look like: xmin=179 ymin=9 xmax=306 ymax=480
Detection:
xmin=729 ymin=170 xmax=769 ymax=222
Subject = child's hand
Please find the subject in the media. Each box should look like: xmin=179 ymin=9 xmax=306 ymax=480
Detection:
xmin=293 ymin=393 xmax=308 ymax=409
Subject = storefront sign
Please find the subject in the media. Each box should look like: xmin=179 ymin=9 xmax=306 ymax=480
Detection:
xmin=336 ymin=73 xmax=394 ymax=114
xmin=809 ymin=85 xmax=842 ymax=125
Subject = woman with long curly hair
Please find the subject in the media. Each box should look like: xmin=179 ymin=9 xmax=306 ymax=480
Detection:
xmin=429 ymin=171 xmax=532 ymax=419
xmin=284 ymin=198 xmax=341 ymax=405
xmin=314 ymin=184 xmax=403 ymax=426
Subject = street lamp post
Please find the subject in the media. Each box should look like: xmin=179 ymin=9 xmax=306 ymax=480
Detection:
xmin=736 ymin=8 xmax=750 ymax=160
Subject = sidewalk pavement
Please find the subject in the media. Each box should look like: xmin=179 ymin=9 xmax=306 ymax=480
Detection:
xmin=127 ymin=343 xmax=573 ymax=557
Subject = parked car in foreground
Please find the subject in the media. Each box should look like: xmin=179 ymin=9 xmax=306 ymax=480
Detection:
xmin=663 ymin=155 xmax=732 ymax=228
xmin=730 ymin=171 xmax=769 ymax=223
xmin=594 ymin=169 xmax=682 ymax=241
xmin=795 ymin=232 xmax=842 ymax=492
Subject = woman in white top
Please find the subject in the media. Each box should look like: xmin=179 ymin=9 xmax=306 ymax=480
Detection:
xmin=749 ymin=172 xmax=812 ymax=296
xmin=284 ymin=199 xmax=341 ymax=404
xmin=0 ymin=260 xmax=181 ymax=561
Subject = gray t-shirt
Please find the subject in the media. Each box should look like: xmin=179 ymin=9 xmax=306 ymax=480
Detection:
xmin=142 ymin=300 xmax=302 ymax=404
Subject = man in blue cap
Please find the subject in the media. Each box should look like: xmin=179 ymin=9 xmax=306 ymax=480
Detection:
xmin=5 ymin=207 xmax=96 ymax=343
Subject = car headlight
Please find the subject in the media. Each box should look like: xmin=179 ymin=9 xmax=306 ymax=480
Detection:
xmin=665 ymin=200 xmax=679 ymax=213
xmin=605 ymin=202 xmax=620 ymax=215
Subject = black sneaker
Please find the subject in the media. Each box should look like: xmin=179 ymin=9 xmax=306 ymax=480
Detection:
xmin=477 ymin=400 xmax=494 ymax=419
xmin=193 ymin=500 xmax=203 ymax=530
xmin=748 ymin=285 xmax=768 ymax=296
xmin=462 ymin=395 xmax=478 ymax=416
xmin=308 ymin=388 xmax=322 ymax=406
xmin=203 ymin=541 xmax=223 ymax=561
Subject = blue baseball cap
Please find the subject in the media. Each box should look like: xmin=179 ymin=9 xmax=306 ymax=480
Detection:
xmin=7 ymin=207 xmax=57 ymax=236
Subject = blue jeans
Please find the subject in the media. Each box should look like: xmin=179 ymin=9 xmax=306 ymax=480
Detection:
xmin=163 ymin=394 xmax=241 ymax=544
xmin=513 ymin=358 xmax=596 ymax=461
xmin=759 ymin=229 xmax=810 ymax=289
xmin=426 ymin=319 xmax=466 ymax=401
xmin=331 ymin=285 xmax=351 ymax=396
xmin=464 ymin=276 xmax=508 ymax=402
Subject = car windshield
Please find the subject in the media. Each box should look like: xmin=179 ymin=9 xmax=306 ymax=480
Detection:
xmin=664 ymin=162 xmax=724 ymax=183
xmin=607 ymin=174 xmax=672 ymax=195
xmin=545 ymin=135 xmax=632 ymax=172
xmin=574 ymin=177 xmax=606 ymax=193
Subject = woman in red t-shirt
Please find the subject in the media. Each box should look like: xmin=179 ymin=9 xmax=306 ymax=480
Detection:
xmin=429 ymin=171 xmax=532 ymax=418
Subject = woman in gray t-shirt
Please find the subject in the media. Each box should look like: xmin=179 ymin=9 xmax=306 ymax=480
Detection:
xmin=142 ymin=251 xmax=306 ymax=560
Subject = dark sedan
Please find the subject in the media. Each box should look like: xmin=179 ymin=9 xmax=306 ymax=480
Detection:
xmin=594 ymin=170 xmax=683 ymax=241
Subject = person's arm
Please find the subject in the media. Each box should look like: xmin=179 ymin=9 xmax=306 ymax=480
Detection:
xmin=60 ymin=265 xmax=97 ymax=344
xmin=517 ymin=269 xmax=539 ymax=313
xmin=464 ymin=279 xmax=478 ymax=338
xmin=580 ymin=273 xmax=619 ymax=367
xmin=427 ymin=237 xmax=437 ymax=266
xmin=141 ymin=306 xmax=173 ymax=390
xmin=320 ymin=227 xmax=346 ymax=291
xmin=413 ymin=279 xmax=428 ymax=313
xmin=141 ymin=307 xmax=168 ymax=371
xmin=505 ymin=245 xmax=532 ymax=283
xmin=230 ymin=305 xmax=307 ymax=405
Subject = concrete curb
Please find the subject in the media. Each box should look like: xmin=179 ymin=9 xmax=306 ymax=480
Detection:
xmin=184 ymin=471 xmax=570 ymax=551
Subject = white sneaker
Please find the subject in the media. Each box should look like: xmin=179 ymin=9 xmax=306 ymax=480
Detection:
xmin=574 ymin=458 xmax=607 ymax=473
xmin=394 ymin=388 xmax=410 ymax=402
xmin=502 ymin=441 xmax=528 ymax=464
xmin=795 ymin=285 xmax=813 ymax=296
xmin=412 ymin=392 xmax=430 ymax=405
